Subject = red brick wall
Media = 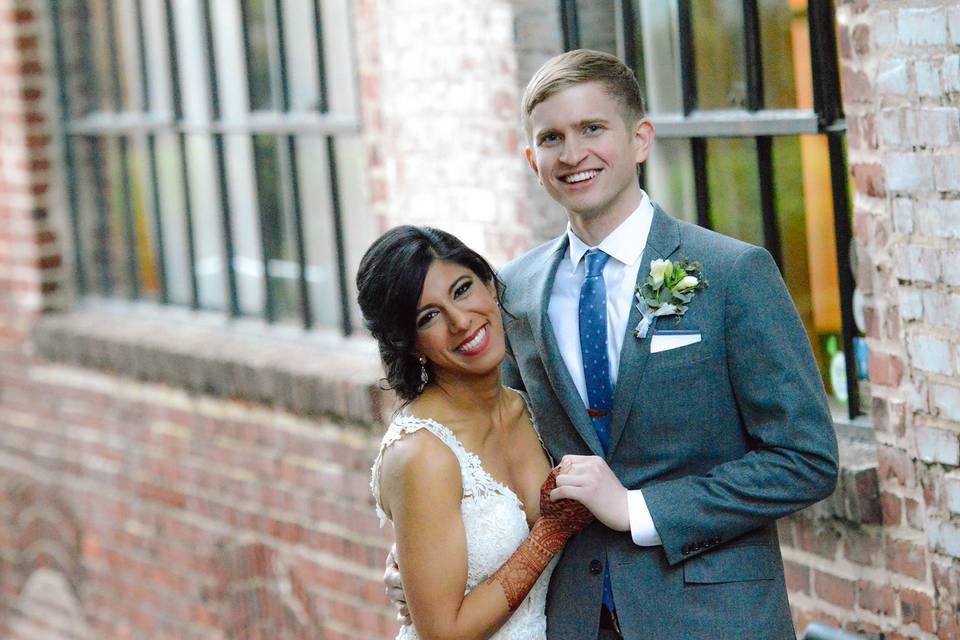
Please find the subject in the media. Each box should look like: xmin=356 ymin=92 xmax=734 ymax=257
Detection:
xmin=778 ymin=1 xmax=960 ymax=638
xmin=0 ymin=1 xmax=59 ymax=342
xmin=0 ymin=351 xmax=394 ymax=640
xmin=0 ymin=3 xmax=396 ymax=639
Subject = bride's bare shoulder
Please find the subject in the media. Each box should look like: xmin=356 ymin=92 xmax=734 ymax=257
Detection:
xmin=379 ymin=419 xmax=460 ymax=511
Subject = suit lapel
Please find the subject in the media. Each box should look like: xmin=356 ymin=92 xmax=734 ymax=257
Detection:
xmin=528 ymin=236 xmax=605 ymax=457
xmin=608 ymin=205 xmax=681 ymax=456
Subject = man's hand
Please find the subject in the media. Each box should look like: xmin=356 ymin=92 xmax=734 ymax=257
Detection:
xmin=550 ymin=455 xmax=630 ymax=532
xmin=384 ymin=544 xmax=411 ymax=625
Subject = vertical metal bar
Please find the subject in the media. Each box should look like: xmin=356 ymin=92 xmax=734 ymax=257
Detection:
xmin=827 ymin=132 xmax=859 ymax=419
xmin=742 ymin=0 xmax=764 ymax=112
xmin=104 ymin=0 xmax=140 ymax=299
xmin=251 ymin=136 xmax=277 ymax=323
xmin=283 ymin=138 xmax=311 ymax=329
xmin=202 ymin=0 xmax=240 ymax=316
xmin=614 ymin=0 xmax=636 ymax=71
xmin=741 ymin=1 xmax=781 ymax=271
xmin=270 ymin=0 xmax=312 ymax=328
xmin=808 ymin=0 xmax=843 ymax=127
xmin=679 ymin=2 xmax=709 ymax=230
xmin=325 ymin=137 xmax=352 ymax=336
xmin=50 ymin=1 xmax=87 ymax=296
xmin=560 ymin=0 xmax=580 ymax=51
xmin=313 ymin=0 xmax=352 ymax=335
xmin=238 ymin=0 xmax=260 ymax=110
xmin=163 ymin=0 xmax=200 ymax=309
xmin=240 ymin=0 xmax=276 ymax=322
xmin=756 ymin=136 xmax=783 ymax=271
xmin=77 ymin=7 xmax=114 ymax=296
xmin=311 ymin=0 xmax=329 ymax=113
xmin=134 ymin=0 xmax=169 ymax=303
xmin=692 ymin=138 xmax=711 ymax=230
xmin=676 ymin=0 xmax=697 ymax=115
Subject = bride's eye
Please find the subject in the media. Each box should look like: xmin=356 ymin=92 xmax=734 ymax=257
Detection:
xmin=454 ymin=279 xmax=473 ymax=298
xmin=416 ymin=310 xmax=437 ymax=328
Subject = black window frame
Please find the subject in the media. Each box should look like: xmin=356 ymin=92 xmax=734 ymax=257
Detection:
xmin=51 ymin=0 xmax=359 ymax=335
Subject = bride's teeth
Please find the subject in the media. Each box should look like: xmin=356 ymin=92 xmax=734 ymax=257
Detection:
xmin=458 ymin=327 xmax=486 ymax=352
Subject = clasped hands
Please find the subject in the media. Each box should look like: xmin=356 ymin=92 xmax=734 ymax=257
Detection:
xmin=384 ymin=455 xmax=628 ymax=624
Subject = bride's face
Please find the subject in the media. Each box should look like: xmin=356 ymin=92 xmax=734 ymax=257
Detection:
xmin=413 ymin=260 xmax=505 ymax=381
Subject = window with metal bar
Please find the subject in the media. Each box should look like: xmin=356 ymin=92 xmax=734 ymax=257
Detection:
xmin=565 ymin=0 xmax=865 ymax=419
xmin=51 ymin=0 xmax=365 ymax=335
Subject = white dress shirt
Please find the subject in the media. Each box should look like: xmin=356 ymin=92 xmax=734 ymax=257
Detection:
xmin=547 ymin=191 xmax=662 ymax=546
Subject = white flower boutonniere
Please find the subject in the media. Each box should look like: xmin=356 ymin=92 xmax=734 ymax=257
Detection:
xmin=633 ymin=257 xmax=709 ymax=338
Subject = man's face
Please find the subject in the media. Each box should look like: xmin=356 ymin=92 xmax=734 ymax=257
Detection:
xmin=525 ymin=81 xmax=653 ymax=224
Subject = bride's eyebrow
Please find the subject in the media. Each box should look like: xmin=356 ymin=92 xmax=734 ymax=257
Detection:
xmin=415 ymin=276 xmax=471 ymax=315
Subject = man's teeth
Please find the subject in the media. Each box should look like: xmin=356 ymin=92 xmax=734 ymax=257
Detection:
xmin=563 ymin=170 xmax=599 ymax=183
xmin=457 ymin=327 xmax=487 ymax=352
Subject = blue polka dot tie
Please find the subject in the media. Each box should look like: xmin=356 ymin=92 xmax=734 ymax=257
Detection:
xmin=578 ymin=248 xmax=616 ymax=613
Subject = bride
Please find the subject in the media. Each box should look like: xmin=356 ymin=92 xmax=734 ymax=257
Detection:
xmin=359 ymin=225 xmax=594 ymax=639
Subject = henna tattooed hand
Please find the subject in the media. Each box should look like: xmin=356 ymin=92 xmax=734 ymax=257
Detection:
xmin=534 ymin=466 xmax=594 ymax=551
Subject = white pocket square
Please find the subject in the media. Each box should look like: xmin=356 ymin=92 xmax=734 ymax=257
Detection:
xmin=650 ymin=331 xmax=702 ymax=354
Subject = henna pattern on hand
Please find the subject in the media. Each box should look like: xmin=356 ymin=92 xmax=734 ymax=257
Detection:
xmin=492 ymin=468 xmax=595 ymax=611
xmin=540 ymin=466 xmax=594 ymax=534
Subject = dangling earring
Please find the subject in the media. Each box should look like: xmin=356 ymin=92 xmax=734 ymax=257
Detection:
xmin=418 ymin=356 xmax=429 ymax=393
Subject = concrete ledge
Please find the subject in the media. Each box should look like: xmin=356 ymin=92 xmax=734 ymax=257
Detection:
xmin=30 ymin=302 xmax=393 ymax=428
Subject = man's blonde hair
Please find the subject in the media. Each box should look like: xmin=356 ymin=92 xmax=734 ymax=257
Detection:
xmin=521 ymin=49 xmax=646 ymax=137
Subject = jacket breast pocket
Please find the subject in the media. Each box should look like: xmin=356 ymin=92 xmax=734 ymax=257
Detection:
xmin=683 ymin=542 xmax=776 ymax=584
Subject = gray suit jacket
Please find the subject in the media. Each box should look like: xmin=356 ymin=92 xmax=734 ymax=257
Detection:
xmin=498 ymin=205 xmax=839 ymax=640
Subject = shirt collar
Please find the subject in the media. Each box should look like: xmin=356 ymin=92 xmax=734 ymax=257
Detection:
xmin=566 ymin=190 xmax=654 ymax=269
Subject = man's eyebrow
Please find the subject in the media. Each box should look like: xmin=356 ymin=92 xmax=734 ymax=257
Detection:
xmin=415 ymin=276 xmax=471 ymax=315
xmin=536 ymin=118 xmax=610 ymax=140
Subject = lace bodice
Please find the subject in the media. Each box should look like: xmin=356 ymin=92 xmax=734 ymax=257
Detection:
xmin=370 ymin=405 xmax=554 ymax=639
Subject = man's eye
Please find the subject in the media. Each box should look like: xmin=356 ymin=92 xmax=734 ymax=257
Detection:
xmin=540 ymin=134 xmax=560 ymax=145
xmin=585 ymin=124 xmax=603 ymax=133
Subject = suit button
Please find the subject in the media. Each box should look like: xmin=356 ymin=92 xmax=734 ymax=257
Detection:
xmin=589 ymin=559 xmax=602 ymax=575
xmin=681 ymin=545 xmax=690 ymax=555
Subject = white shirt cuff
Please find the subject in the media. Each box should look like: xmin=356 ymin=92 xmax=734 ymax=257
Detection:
xmin=627 ymin=489 xmax=662 ymax=546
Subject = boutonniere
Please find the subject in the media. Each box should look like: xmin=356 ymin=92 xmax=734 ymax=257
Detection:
xmin=633 ymin=257 xmax=709 ymax=338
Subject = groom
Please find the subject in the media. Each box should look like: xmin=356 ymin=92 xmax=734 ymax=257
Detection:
xmin=390 ymin=49 xmax=838 ymax=639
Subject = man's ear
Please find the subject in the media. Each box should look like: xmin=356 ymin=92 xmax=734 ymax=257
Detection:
xmin=525 ymin=146 xmax=540 ymax=178
xmin=633 ymin=119 xmax=655 ymax=164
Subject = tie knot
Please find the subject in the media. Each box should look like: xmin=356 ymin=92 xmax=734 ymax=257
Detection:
xmin=584 ymin=249 xmax=610 ymax=278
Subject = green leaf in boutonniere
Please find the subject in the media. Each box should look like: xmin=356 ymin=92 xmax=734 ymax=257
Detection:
xmin=633 ymin=257 xmax=709 ymax=338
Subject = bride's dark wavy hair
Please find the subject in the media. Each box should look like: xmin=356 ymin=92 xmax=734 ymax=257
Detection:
xmin=356 ymin=226 xmax=507 ymax=403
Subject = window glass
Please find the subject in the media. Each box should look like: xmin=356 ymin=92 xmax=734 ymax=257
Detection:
xmin=574 ymin=0 xmax=617 ymax=54
xmin=184 ymin=134 xmax=227 ymax=310
xmin=705 ymin=138 xmax=762 ymax=244
xmin=320 ymin=0 xmax=358 ymax=114
xmin=283 ymin=0 xmax=322 ymax=112
xmin=153 ymin=133 xmax=192 ymax=306
xmin=692 ymin=0 xmax=746 ymax=110
xmin=224 ymin=134 xmax=265 ymax=316
xmin=243 ymin=0 xmax=274 ymax=111
xmin=646 ymin=138 xmax=695 ymax=224
xmin=635 ymin=0 xmax=682 ymax=113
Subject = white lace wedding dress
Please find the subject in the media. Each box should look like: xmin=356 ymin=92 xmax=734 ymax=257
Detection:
xmin=371 ymin=410 xmax=555 ymax=639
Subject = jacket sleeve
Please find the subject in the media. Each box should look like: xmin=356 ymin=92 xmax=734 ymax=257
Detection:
xmin=641 ymin=245 xmax=839 ymax=566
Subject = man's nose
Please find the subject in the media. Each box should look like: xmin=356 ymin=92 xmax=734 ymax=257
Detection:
xmin=560 ymin=138 xmax=586 ymax=165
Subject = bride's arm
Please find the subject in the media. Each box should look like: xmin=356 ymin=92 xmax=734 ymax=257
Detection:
xmin=380 ymin=431 xmax=588 ymax=640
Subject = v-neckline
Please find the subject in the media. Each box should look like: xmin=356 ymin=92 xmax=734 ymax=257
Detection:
xmin=400 ymin=388 xmax=547 ymax=528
